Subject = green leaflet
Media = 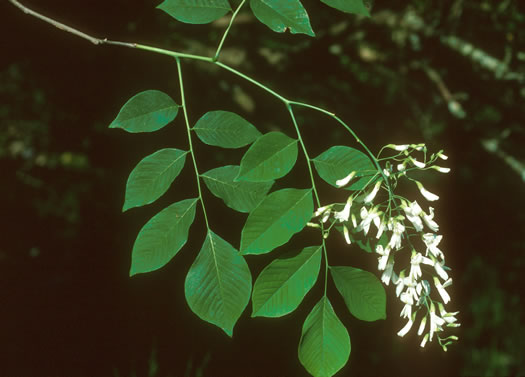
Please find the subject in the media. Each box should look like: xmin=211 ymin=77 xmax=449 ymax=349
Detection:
xmin=240 ymin=188 xmax=313 ymax=255
xmin=123 ymin=148 xmax=188 ymax=212
xmin=129 ymin=198 xmax=198 ymax=276
xmin=201 ymin=165 xmax=273 ymax=213
xmin=298 ymin=296 xmax=351 ymax=377
xmin=312 ymin=145 xmax=377 ymax=189
xmin=109 ymin=90 xmax=179 ymax=133
xmin=185 ymin=231 xmax=252 ymax=337
xmin=252 ymin=246 xmax=322 ymax=317
xmin=236 ymin=131 xmax=298 ymax=182
xmin=193 ymin=111 xmax=261 ymax=148
xmin=320 ymin=0 xmax=370 ymax=17
xmin=157 ymin=0 xmax=231 ymax=24
xmin=249 ymin=0 xmax=315 ymax=37
xmin=330 ymin=266 xmax=386 ymax=322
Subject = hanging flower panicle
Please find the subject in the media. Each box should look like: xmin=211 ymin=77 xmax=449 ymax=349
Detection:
xmin=310 ymin=143 xmax=459 ymax=350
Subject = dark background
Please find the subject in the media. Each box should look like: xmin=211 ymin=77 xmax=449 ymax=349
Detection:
xmin=1 ymin=0 xmax=524 ymax=376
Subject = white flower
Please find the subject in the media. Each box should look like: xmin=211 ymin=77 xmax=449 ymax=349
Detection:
xmin=381 ymin=257 xmax=395 ymax=285
xmin=410 ymin=157 xmax=426 ymax=169
xmin=402 ymin=201 xmax=424 ymax=232
xmin=334 ymin=197 xmax=352 ymax=222
xmin=358 ymin=207 xmax=380 ymax=236
xmin=314 ymin=205 xmax=331 ymax=217
xmin=416 ymin=181 xmax=440 ymax=201
xmin=429 ymin=303 xmax=445 ymax=341
xmin=364 ymin=180 xmax=382 ymax=204
xmin=412 ymin=143 xmax=426 ymax=151
xmin=420 ymin=333 xmax=429 ymax=347
xmin=422 ymin=207 xmax=439 ymax=232
xmin=343 ymin=225 xmax=351 ymax=244
xmin=434 ymin=276 xmax=450 ymax=304
xmin=388 ymin=220 xmax=405 ymax=250
xmin=434 ymin=261 xmax=449 ymax=281
xmin=394 ymin=271 xmax=405 ymax=297
xmin=422 ymin=233 xmax=444 ymax=259
xmin=397 ymin=313 xmax=415 ymax=337
xmin=432 ymin=166 xmax=451 ymax=173
xmin=387 ymin=144 xmax=410 ymax=151
xmin=397 ymin=163 xmax=406 ymax=172
xmin=375 ymin=217 xmax=386 ymax=239
xmin=336 ymin=171 xmax=357 ymax=187
xmin=409 ymin=251 xmax=423 ymax=280
xmin=400 ymin=302 xmax=412 ymax=319
xmin=417 ymin=314 xmax=427 ymax=336
xmin=383 ymin=168 xmax=391 ymax=177
xmin=351 ymin=213 xmax=357 ymax=228
xmin=438 ymin=302 xmax=459 ymax=324
xmin=376 ymin=244 xmax=390 ymax=271
xmin=437 ymin=151 xmax=449 ymax=160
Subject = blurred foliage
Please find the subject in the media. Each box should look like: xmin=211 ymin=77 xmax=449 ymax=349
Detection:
xmin=2 ymin=0 xmax=525 ymax=375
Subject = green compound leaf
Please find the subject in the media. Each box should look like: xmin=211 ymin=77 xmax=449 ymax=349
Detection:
xmin=298 ymin=296 xmax=351 ymax=377
xmin=109 ymin=90 xmax=179 ymax=133
xmin=123 ymin=148 xmax=188 ymax=212
xmin=185 ymin=231 xmax=252 ymax=337
xmin=252 ymin=246 xmax=322 ymax=317
xmin=240 ymin=188 xmax=313 ymax=255
xmin=249 ymin=0 xmax=315 ymax=37
xmin=201 ymin=165 xmax=273 ymax=213
xmin=193 ymin=111 xmax=261 ymax=149
xmin=312 ymin=145 xmax=377 ymax=189
xmin=236 ymin=132 xmax=298 ymax=182
xmin=320 ymin=0 xmax=370 ymax=17
xmin=330 ymin=266 xmax=386 ymax=322
xmin=157 ymin=0 xmax=231 ymax=24
xmin=130 ymin=198 xmax=198 ymax=276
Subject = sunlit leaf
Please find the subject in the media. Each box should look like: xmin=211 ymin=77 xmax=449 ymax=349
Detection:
xmin=130 ymin=198 xmax=198 ymax=276
xmin=298 ymin=296 xmax=350 ymax=377
xmin=185 ymin=231 xmax=252 ymax=336
xmin=236 ymin=132 xmax=298 ymax=182
xmin=320 ymin=0 xmax=370 ymax=17
xmin=109 ymin=90 xmax=179 ymax=133
xmin=201 ymin=165 xmax=273 ymax=213
xmin=330 ymin=266 xmax=386 ymax=322
xmin=193 ymin=111 xmax=261 ymax=148
xmin=252 ymin=246 xmax=322 ymax=317
xmin=240 ymin=188 xmax=313 ymax=255
xmin=157 ymin=0 xmax=231 ymax=24
xmin=250 ymin=0 xmax=315 ymax=36
xmin=312 ymin=146 xmax=377 ymax=189
xmin=123 ymin=148 xmax=188 ymax=212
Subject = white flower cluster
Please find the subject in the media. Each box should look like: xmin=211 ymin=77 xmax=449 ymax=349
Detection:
xmin=311 ymin=144 xmax=459 ymax=350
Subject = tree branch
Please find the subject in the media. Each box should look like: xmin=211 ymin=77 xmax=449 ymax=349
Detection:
xmin=8 ymin=0 xmax=136 ymax=48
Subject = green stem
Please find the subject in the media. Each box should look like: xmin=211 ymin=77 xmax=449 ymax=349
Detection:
xmin=286 ymin=104 xmax=331 ymax=294
xmin=215 ymin=62 xmax=289 ymax=103
xmin=136 ymin=44 xmax=214 ymax=63
xmin=176 ymin=57 xmax=210 ymax=230
xmin=213 ymin=0 xmax=247 ymax=62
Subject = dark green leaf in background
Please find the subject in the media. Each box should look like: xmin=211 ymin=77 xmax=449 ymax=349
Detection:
xmin=185 ymin=231 xmax=252 ymax=337
xmin=236 ymin=131 xmax=298 ymax=182
xmin=312 ymin=146 xmax=377 ymax=188
xmin=240 ymin=188 xmax=313 ymax=255
xmin=330 ymin=266 xmax=386 ymax=322
xmin=109 ymin=90 xmax=179 ymax=133
xmin=298 ymin=296 xmax=351 ymax=377
xmin=320 ymin=0 xmax=370 ymax=17
xmin=201 ymin=165 xmax=273 ymax=213
xmin=129 ymin=198 xmax=198 ymax=276
xmin=123 ymin=148 xmax=188 ymax=212
xmin=193 ymin=111 xmax=261 ymax=148
xmin=157 ymin=0 xmax=231 ymax=24
xmin=252 ymin=246 xmax=322 ymax=317
xmin=249 ymin=0 xmax=315 ymax=36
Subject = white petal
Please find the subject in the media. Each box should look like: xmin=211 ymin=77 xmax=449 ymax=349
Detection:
xmin=420 ymin=333 xmax=429 ymax=347
xmin=343 ymin=225 xmax=351 ymax=244
xmin=411 ymin=158 xmax=426 ymax=168
xmin=434 ymin=263 xmax=449 ymax=280
xmin=420 ymin=186 xmax=440 ymax=201
xmin=417 ymin=315 xmax=427 ymax=336
xmin=397 ymin=317 xmax=414 ymax=337
xmin=364 ymin=181 xmax=382 ymax=203
xmin=336 ymin=171 xmax=356 ymax=187
xmin=434 ymin=166 xmax=451 ymax=173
